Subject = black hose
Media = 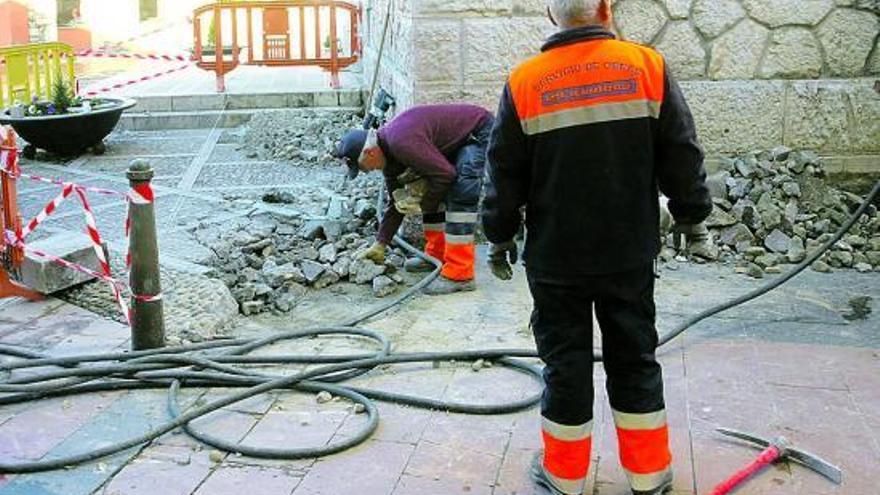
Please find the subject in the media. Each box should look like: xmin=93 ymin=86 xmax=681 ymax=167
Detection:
xmin=0 ymin=180 xmax=876 ymax=474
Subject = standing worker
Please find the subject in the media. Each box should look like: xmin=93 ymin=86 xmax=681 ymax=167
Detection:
xmin=334 ymin=104 xmax=494 ymax=295
xmin=481 ymin=1 xmax=712 ymax=494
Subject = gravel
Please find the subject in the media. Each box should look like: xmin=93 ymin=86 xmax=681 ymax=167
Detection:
xmin=666 ymin=149 xmax=880 ymax=278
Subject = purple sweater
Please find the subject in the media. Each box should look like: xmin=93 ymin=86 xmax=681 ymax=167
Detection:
xmin=376 ymin=104 xmax=492 ymax=244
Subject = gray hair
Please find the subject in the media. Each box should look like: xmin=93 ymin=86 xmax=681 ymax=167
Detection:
xmin=548 ymin=0 xmax=603 ymax=28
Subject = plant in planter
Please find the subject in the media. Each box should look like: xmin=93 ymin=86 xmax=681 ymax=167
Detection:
xmin=1 ymin=74 xmax=136 ymax=159
xmin=23 ymin=77 xmax=92 ymax=117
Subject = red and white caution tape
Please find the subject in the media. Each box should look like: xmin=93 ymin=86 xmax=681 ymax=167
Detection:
xmin=18 ymin=183 xmax=75 ymax=240
xmin=4 ymin=230 xmax=132 ymax=324
xmin=2 ymin=144 xmax=126 ymax=200
xmin=0 ymin=145 xmax=19 ymax=177
xmin=75 ymin=49 xmax=193 ymax=63
xmin=124 ymin=182 xmax=155 ymax=268
xmin=16 ymin=172 xmax=126 ymax=198
xmin=2 ymin=146 xmax=161 ymax=325
xmin=0 ymin=164 xmax=126 ymax=200
xmin=81 ymin=63 xmax=192 ymax=97
xmin=73 ymin=185 xmax=133 ymax=324
xmin=128 ymin=183 xmax=155 ymax=205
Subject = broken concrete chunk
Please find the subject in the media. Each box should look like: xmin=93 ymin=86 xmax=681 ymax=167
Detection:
xmin=318 ymin=243 xmax=338 ymax=263
xmin=787 ymin=237 xmax=807 ymax=263
xmin=764 ymin=229 xmax=791 ymax=254
xmin=20 ymin=233 xmax=108 ymax=294
xmin=313 ymin=270 xmax=340 ymax=289
xmin=300 ymin=260 xmax=326 ymax=284
xmin=746 ymin=263 xmax=764 ymax=279
xmin=372 ymin=275 xmax=397 ymax=297
xmin=811 ymin=260 xmax=832 ymax=273
xmin=241 ymin=300 xmax=265 ymax=315
xmin=350 ymin=259 xmax=387 ymax=285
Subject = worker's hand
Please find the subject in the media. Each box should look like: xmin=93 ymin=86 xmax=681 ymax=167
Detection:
xmin=360 ymin=242 xmax=386 ymax=264
xmin=671 ymin=223 xmax=706 ymax=250
xmin=487 ymin=241 xmax=518 ymax=281
xmin=672 ymin=222 xmax=718 ymax=260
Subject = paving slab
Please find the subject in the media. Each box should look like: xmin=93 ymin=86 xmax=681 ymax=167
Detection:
xmin=96 ymin=444 xmax=214 ymax=495
xmin=194 ymin=464 xmax=301 ymax=495
xmin=293 ymin=440 xmax=413 ymax=495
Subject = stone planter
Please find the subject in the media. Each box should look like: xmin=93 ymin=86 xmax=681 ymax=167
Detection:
xmin=0 ymin=97 xmax=136 ymax=158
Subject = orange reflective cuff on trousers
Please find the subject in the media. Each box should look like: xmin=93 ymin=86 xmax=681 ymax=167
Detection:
xmin=613 ymin=409 xmax=673 ymax=492
xmin=423 ymin=212 xmax=446 ymax=262
xmin=441 ymin=238 xmax=474 ymax=281
xmin=541 ymin=417 xmax=593 ymax=494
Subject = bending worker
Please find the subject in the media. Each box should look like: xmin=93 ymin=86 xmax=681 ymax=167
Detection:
xmin=334 ymin=104 xmax=494 ymax=295
xmin=482 ymin=1 xmax=712 ymax=494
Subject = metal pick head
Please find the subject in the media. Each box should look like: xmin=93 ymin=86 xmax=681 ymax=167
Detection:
xmin=716 ymin=427 xmax=843 ymax=485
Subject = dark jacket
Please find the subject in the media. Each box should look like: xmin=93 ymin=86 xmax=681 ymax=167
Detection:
xmin=377 ymin=104 xmax=492 ymax=244
xmin=482 ymin=26 xmax=712 ymax=277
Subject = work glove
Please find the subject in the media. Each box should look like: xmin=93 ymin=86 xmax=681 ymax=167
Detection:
xmin=360 ymin=242 xmax=386 ymax=265
xmin=487 ymin=241 xmax=518 ymax=281
xmin=392 ymin=179 xmax=428 ymax=216
xmin=672 ymin=222 xmax=719 ymax=260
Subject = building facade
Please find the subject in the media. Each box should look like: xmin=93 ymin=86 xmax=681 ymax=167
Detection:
xmin=362 ymin=0 xmax=880 ymax=174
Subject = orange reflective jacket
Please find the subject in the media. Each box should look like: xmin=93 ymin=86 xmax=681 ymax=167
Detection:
xmin=482 ymin=26 xmax=712 ymax=276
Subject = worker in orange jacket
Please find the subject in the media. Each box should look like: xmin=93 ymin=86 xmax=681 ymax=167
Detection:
xmin=481 ymin=1 xmax=712 ymax=494
xmin=335 ymin=104 xmax=494 ymax=295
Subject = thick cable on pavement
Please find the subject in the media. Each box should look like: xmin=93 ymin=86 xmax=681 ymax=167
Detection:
xmin=0 ymin=180 xmax=876 ymax=473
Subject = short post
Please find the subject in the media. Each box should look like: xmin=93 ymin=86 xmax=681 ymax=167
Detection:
xmin=127 ymin=159 xmax=165 ymax=350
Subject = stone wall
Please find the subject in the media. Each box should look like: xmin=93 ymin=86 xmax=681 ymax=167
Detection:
xmin=361 ymin=0 xmax=880 ymax=172
xmin=361 ymin=0 xmax=417 ymax=109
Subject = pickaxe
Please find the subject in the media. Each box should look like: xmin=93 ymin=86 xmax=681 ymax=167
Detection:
xmin=710 ymin=427 xmax=843 ymax=495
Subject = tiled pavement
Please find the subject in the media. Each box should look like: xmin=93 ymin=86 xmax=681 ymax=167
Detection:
xmin=1 ymin=259 xmax=878 ymax=495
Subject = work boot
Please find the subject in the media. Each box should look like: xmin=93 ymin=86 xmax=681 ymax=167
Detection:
xmin=528 ymin=452 xmax=565 ymax=495
xmin=403 ymin=256 xmax=435 ymax=273
xmin=631 ymin=471 xmax=674 ymax=495
xmin=422 ymin=275 xmax=476 ymax=295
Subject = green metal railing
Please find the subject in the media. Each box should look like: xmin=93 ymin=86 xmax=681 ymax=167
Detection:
xmin=0 ymin=42 xmax=77 ymax=109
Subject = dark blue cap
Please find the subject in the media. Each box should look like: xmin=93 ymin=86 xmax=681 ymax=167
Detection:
xmin=334 ymin=129 xmax=368 ymax=179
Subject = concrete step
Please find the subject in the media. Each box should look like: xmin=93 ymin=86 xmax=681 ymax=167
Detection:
xmin=119 ymin=109 xmax=256 ymax=131
xmin=118 ymin=106 xmax=362 ymax=131
xmin=126 ymin=90 xmax=364 ymax=113
xmin=119 ymin=90 xmax=364 ymax=131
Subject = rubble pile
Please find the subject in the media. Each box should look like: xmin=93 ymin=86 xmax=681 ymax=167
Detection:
xmin=678 ymin=147 xmax=880 ymax=277
xmin=242 ymin=109 xmax=362 ymax=165
xmin=192 ymin=178 xmax=414 ymax=316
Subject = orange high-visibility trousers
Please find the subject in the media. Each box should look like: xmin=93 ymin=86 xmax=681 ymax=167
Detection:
xmin=527 ymin=263 xmax=671 ymax=494
xmin=420 ymin=211 xmax=476 ymax=281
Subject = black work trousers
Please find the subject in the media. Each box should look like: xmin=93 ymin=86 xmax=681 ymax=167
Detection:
xmin=527 ymin=263 xmax=664 ymax=426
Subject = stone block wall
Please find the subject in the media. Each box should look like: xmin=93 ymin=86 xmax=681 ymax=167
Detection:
xmin=361 ymin=0 xmax=880 ymax=172
xmin=361 ymin=0 xmax=417 ymax=109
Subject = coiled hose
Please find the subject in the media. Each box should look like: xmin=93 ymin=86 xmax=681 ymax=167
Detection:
xmin=0 ymin=180 xmax=877 ymax=474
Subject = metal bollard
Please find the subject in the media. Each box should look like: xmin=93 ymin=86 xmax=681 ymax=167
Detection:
xmin=127 ymin=159 xmax=165 ymax=350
